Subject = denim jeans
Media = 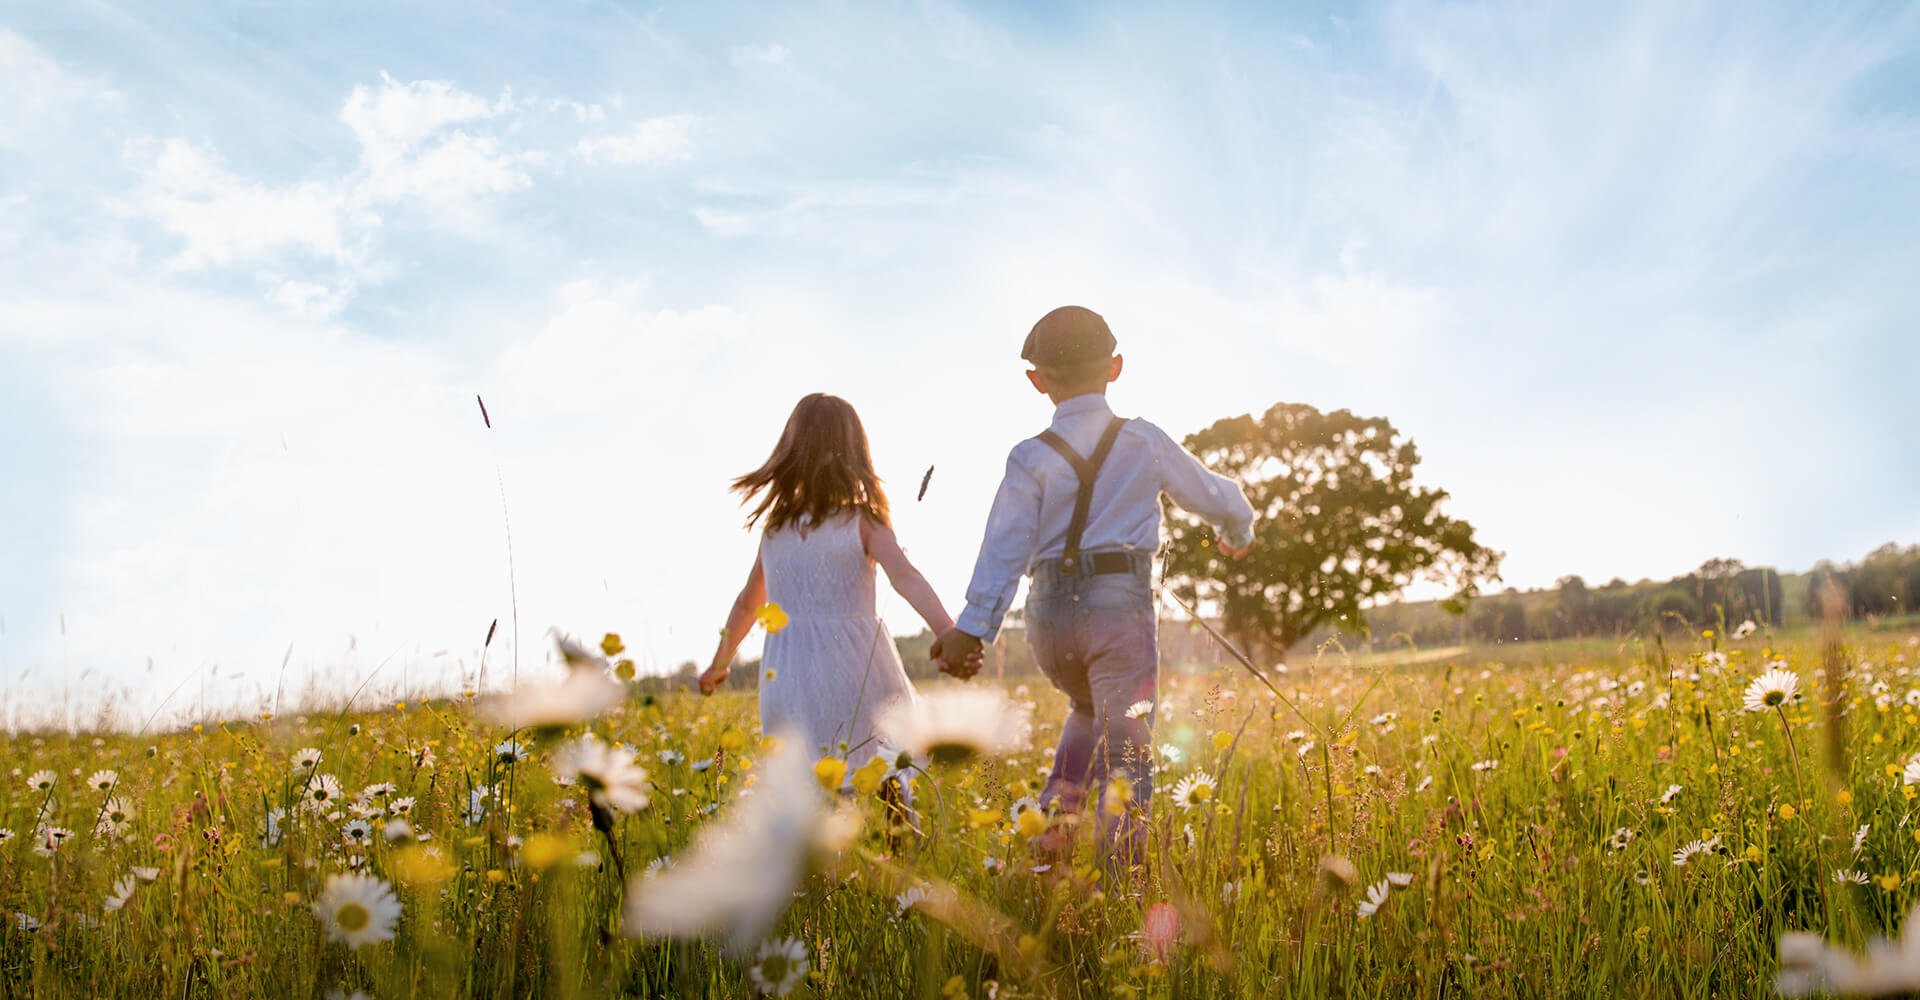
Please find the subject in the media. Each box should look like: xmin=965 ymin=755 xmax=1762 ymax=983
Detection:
xmin=1024 ymin=553 xmax=1158 ymax=844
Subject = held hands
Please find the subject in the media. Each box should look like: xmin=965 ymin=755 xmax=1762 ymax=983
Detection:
xmin=697 ymin=663 xmax=730 ymax=696
xmin=930 ymin=628 xmax=986 ymax=681
xmin=1216 ymin=534 xmax=1254 ymax=560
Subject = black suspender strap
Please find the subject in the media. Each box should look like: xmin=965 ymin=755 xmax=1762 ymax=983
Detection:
xmin=1035 ymin=416 xmax=1128 ymax=574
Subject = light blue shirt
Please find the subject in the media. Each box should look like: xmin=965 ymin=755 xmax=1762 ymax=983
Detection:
xmin=955 ymin=395 xmax=1257 ymax=642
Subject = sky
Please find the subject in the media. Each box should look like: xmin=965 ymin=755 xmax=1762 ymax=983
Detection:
xmin=2 ymin=1 xmax=1917 ymax=728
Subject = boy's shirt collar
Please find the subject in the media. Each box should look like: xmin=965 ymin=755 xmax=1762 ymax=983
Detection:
xmin=1050 ymin=393 xmax=1112 ymax=425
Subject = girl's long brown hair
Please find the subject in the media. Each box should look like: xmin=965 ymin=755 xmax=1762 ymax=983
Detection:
xmin=733 ymin=393 xmax=890 ymax=532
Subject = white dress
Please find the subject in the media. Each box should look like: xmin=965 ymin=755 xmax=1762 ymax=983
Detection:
xmin=758 ymin=512 xmax=918 ymax=772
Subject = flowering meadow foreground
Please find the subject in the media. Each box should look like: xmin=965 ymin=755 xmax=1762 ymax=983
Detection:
xmin=6 ymin=625 xmax=1920 ymax=998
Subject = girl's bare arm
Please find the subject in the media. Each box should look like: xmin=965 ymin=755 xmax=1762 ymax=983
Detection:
xmin=863 ymin=517 xmax=956 ymax=637
xmin=700 ymin=552 xmax=766 ymax=695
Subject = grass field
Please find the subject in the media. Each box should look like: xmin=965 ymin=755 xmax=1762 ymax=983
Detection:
xmin=5 ymin=622 xmax=1920 ymax=998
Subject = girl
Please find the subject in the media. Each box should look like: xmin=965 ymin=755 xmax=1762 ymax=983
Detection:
xmin=699 ymin=393 xmax=971 ymax=780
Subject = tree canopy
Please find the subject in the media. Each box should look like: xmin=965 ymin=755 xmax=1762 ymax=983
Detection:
xmin=1161 ymin=402 xmax=1502 ymax=658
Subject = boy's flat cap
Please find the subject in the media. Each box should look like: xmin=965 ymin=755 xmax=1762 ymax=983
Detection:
xmin=1021 ymin=305 xmax=1117 ymax=366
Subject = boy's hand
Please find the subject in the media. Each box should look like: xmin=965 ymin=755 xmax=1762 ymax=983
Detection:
xmin=931 ymin=628 xmax=985 ymax=680
xmin=1217 ymin=535 xmax=1253 ymax=560
xmin=698 ymin=664 xmax=730 ymax=696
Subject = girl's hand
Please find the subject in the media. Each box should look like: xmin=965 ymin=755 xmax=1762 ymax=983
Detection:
xmin=698 ymin=664 xmax=730 ymax=696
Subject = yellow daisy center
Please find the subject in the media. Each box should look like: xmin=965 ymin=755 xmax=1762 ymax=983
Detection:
xmin=335 ymin=901 xmax=371 ymax=933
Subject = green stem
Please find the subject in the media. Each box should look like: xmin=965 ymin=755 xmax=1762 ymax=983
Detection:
xmin=1775 ymin=705 xmax=1834 ymax=932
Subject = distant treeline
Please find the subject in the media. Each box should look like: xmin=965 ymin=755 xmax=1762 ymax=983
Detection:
xmin=1808 ymin=543 xmax=1920 ymax=620
xmin=1329 ymin=542 xmax=1918 ymax=649
xmin=643 ymin=542 xmax=1920 ymax=691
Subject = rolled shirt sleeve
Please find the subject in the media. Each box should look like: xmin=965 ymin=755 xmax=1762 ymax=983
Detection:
xmin=1151 ymin=424 xmax=1257 ymax=550
xmin=954 ymin=449 xmax=1044 ymax=642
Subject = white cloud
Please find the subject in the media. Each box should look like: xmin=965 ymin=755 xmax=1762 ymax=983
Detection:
xmin=362 ymin=130 xmax=545 ymax=205
xmin=575 ymin=114 xmax=699 ymax=165
xmin=342 ymin=75 xmax=546 ymax=207
xmin=729 ymin=42 xmax=791 ymax=68
xmin=115 ymin=73 xmax=682 ymax=310
xmin=340 ymin=73 xmax=502 ymax=170
xmin=126 ymin=138 xmax=371 ymax=270
xmin=0 ymin=29 xmax=114 ymax=149
xmin=268 ymin=276 xmax=354 ymax=320
xmin=494 ymin=278 xmax=745 ymax=412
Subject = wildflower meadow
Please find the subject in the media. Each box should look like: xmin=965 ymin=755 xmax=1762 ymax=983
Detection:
xmin=6 ymin=621 xmax=1920 ymax=998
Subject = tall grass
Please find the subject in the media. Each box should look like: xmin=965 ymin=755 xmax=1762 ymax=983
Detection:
xmin=3 ymin=624 xmax=1918 ymax=997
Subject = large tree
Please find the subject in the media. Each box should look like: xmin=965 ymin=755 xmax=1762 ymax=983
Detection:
xmin=1161 ymin=402 xmax=1502 ymax=659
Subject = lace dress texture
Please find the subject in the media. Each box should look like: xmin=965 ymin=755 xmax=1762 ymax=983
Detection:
xmin=757 ymin=512 xmax=918 ymax=771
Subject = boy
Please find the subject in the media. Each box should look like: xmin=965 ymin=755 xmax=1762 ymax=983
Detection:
xmin=932 ymin=305 xmax=1256 ymax=857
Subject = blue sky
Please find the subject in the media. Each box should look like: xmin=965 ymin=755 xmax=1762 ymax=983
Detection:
xmin=2 ymin=1 xmax=1917 ymax=725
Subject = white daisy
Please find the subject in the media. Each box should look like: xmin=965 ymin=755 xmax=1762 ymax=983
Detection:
xmin=1471 ymin=759 xmax=1499 ymax=772
xmin=1732 ymin=620 xmax=1757 ymax=640
xmin=31 ymin=826 xmax=72 ymax=858
xmin=1673 ymin=837 xmax=1721 ymax=867
xmin=312 ymin=873 xmax=401 ymax=949
xmin=1386 ymin=872 xmax=1414 ymax=887
xmin=342 ymin=820 xmax=373 ymax=846
xmin=359 ymin=782 xmax=397 ymax=802
xmin=494 ymin=741 xmax=529 ymax=766
xmin=1159 ymin=744 xmax=1183 ymax=764
xmin=894 ymin=885 xmax=928 ymax=917
xmin=480 ymin=631 xmax=626 ymax=731
xmin=1356 ymin=879 xmax=1392 ymax=918
xmin=1743 ymin=668 xmax=1800 ymax=713
xmin=747 ymin=936 xmax=809 ymax=997
xmin=1171 ymin=771 xmax=1217 ymax=811
xmin=132 ymin=866 xmax=160 ymax=882
xmin=551 ymin=737 xmax=651 ymax=815
xmin=879 ymin=687 xmax=1033 ymax=765
xmin=383 ymin=819 xmax=413 ymax=843
xmin=657 ymin=749 xmax=686 ymax=767
xmin=1660 ymin=784 xmax=1683 ymax=804
xmin=87 ymin=770 xmax=119 ymax=793
xmin=26 ymin=770 xmax=55 ymax=793
xmin=1854 ymin=824 xmax=1870 ymax=856
xmin=389 ymin=797 xmax=416 ymax=817
xmin=104 ymin=875 xmax=138 ymax=914
xmin=261 ymin=808 xmax=287 ymax=847
xmin=1833 ymin=869 xmax=1872 ymax=885
xmin=1413 ymin=775 xmax=1434 ymax=793
xmin=464 ymin=785 xmax=492 ymax=826
xmin=0 ymin=829 xmax=12 ymax=846
xmin=623 ymin=737 xmax=829 ymax=952
xmin=101 ymin=795 xmax=135 ymax=823
xmin=1609 ymin=828 xmax=1636 ymax=851
xmin=1777 ymin=904 xmax=1920 ymax=996
xmin=303 ymin=774 xmax=344 ymax=810
xmin=292 ymin=748 xmax=323 ymax=772
xmin=1125 ymin=700 xmax=1154 ymax=720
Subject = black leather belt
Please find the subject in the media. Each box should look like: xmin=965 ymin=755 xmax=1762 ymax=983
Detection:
xmin=1037 ymin=551 xmax=1143 ymax=576
xmin=1085 ymin=551 xmax=1139 ymax=575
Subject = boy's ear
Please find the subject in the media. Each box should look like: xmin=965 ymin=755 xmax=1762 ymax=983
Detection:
xmin=1108 ymin=355 xmax=1124 ymax=383
xmin=1025 ymin=369 xmax=1049 ymax=394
